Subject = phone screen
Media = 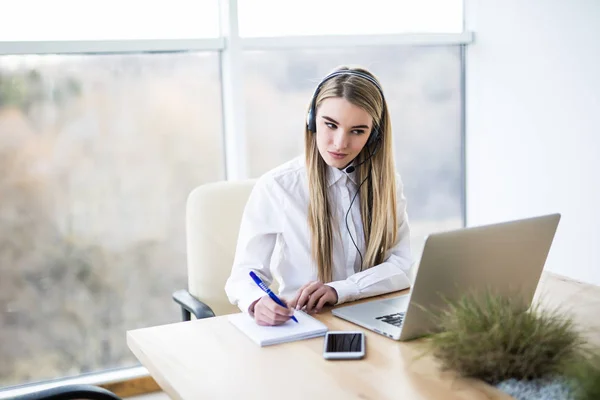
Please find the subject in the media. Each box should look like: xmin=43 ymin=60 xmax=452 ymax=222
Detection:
xmin=325 ymin=333 xmax=363 ymax=353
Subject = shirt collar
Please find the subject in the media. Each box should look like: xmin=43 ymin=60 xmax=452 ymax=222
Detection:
xmin=326 ymin=161 xmax=359 ymax=187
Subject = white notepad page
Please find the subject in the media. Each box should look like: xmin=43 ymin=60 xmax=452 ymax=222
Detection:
xmin=228 ymin=310 xmax=328 ymax=347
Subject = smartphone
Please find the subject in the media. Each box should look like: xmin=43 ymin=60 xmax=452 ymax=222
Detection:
xmin=323 ymin=331 xmax=365 ymax=360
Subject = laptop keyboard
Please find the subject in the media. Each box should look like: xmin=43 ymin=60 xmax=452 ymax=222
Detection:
xmin=376 ymin=312 xmax=405 ymax=328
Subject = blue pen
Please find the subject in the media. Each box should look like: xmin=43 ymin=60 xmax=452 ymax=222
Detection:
xmin=249 ymin=271 xmax=298 ymax=323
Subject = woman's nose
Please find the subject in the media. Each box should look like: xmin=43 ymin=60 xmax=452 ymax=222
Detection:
xmin=333 ymin=131 xmax=348 ymax=149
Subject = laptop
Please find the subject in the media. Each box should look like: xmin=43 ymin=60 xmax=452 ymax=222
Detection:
xmin=332 ymin=213 xmax=561 ymax=341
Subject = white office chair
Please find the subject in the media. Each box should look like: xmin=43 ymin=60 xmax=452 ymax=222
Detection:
xmin=173 ymin=179 xmax=256 ymax=320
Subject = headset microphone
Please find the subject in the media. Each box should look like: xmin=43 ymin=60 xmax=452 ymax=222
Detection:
xmin=344 ymin=139 xmax=381 ymax=174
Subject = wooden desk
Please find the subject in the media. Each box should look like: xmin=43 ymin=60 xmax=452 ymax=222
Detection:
xmin=127 ymin=272 xmax=599 ymax=400
xmin=127 ymin=302 xmax=508 ymax=399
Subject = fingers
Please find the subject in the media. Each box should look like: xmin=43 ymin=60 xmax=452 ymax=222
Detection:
xmin=314 ymin=286 xmax=338 ymax=313
xmin=314 ymin=292 xmax=333 ymax=314
xmin=263 ymin=296 xmax=292 ymax=317
xmin=295 ymin=281 xmax=322 ymax=310
xmin=253 ymin=296 xmax=292 ymax=326
xmin=255 ymin=316 xmax=271 ymax=326
xmin=288 ymin=282 xmax=312 ymax=309
xmin=306 ymin=286 xmax=327 ymax=313
xmin=276 ymin=281 xmax=336 ymax=317
xmin=255 ymin=307 xmax=289 ymax=325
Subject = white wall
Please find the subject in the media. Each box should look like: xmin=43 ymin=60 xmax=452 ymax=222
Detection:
xmin=465 ymin=0 xmax=600 ymax=285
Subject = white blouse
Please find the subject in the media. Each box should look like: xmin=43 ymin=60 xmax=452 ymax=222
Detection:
xmin=224 ymin=156 xmax=412 ymax=313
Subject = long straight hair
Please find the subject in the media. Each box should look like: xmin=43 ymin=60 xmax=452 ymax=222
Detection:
xmin=305 ymin=66 xmax=398 ymax=283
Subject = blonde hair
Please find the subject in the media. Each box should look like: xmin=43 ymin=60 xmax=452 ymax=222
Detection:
xmin=305 ymin=66 xmax=398 ymax=283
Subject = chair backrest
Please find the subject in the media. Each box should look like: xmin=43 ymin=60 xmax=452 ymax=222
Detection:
xmin=186 ymin=179 xmax=256 ymax=316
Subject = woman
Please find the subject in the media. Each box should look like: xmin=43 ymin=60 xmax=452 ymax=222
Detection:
xmin=225 ymin=66 xmax=412 ymax=326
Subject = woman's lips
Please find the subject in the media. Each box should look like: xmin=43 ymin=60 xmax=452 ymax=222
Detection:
xmin=328 ymin=151 xmax=347 ymax=160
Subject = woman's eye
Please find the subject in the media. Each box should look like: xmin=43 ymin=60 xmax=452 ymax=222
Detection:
xmin=351 ymin=130 xmax=366 ymax=135
xmin=325 ymin=122 xmax=337 ymax=129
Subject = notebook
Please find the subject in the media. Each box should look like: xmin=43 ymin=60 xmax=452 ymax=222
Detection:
xmin=228 ymin=311 xmax=328 ymax=347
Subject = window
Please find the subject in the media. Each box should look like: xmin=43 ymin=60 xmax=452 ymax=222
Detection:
xmin=1 ymin=1 xmax=470 ymax=391
xmin=0 ymin=51 xmax=223 ymax=387
xmin=243 ymin=46 xmax=463 ymax=251
xmin=238 ymin=0 xmax=464 ymax=37
xmin=1 ymin=0 xmax=220 ymax=40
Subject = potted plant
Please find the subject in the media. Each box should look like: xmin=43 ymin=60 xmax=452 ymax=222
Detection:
xmin=423 ymin=290 xmax=598 ymax=399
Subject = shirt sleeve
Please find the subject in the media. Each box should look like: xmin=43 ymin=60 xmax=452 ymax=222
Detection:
xmin=326 ymin=175 xmax=412 ymax=304
xmin=224 ymin=177 xmax=282 ymax=313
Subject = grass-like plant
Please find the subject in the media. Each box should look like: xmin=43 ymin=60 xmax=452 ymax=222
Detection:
xmin=565 ymin=350 xmax=600 ymax=400
xmin=424 ymin=290 xmax=586 ymax=385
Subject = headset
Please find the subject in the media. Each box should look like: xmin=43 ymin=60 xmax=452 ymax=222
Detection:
xmin=306 ymin=70 xmax=386 ymax=154
xmin=306 ymin=70 xmax=388 ymax=269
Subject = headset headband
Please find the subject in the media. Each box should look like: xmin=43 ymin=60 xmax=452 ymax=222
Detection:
xmin=306 ymin=70 xmax=386 ymax=141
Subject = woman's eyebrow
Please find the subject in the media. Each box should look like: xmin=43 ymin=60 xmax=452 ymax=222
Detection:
xmin=322 ymin=115 xmax=369 ymax=129
xmin=322 ymin=116 xmax=339 ymax=124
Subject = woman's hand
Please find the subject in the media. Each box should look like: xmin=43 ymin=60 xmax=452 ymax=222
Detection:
xmin=288 ymin=281 xmax=338 ymax=314
xmin=250 ymin=295 xmax=294 ymax=326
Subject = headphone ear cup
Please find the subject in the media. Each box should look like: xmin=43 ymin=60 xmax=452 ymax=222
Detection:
xmin=306 ymin=107 xmax=316 ymax=132
xmin=367 ymin=126 xmax=381 ymax=146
